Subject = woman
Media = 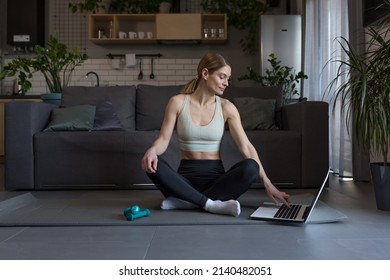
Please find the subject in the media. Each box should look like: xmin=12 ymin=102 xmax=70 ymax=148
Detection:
xmin=141 ymin=53 xmax=290 ymax=217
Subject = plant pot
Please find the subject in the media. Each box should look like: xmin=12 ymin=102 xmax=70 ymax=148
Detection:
xmin=159 ymin=2 xmax=171 ymax=13
xmin=100 ymin=0 xmax=111 ymax=13
xmin=40 ymin=93 xmax=62 ymax=105
xmin=370 ymin=163 xmax=390 ymax=211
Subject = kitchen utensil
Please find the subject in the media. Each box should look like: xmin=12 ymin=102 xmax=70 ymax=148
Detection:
xmin=138 ymin=59 xmax=143 ymax=80
xmin=150 ymin=57 xmax=155 ymax=79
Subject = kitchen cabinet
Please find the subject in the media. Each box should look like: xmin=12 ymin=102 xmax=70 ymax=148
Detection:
xmin=156 ymin=14 xmax=202 ymax=40
xmin=88 ymin=13 xmax=227 ymax=44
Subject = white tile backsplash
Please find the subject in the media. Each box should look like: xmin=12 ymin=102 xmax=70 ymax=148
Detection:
xmin=1 ymin=58 xmax=199 ymax=95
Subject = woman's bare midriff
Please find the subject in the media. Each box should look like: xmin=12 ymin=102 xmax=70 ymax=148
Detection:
xmin=180 ymin=150 xmax=221 ymax=160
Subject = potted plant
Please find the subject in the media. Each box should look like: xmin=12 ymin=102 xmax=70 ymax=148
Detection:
xmin=0 ymin=35 xmax=88 ymax=104
xmin=158 ymin=1 xmax=172 ymax=13
xmin=325 ymin=1 xmax=390 ymax=210
xmin=109 ymin=0 xmax=168 ymax=14
xmin=201 ymin=0 xmax=268 ymax=55
xmin=68 ymin=0 xmax=107 ymax=14
xmin=238 ymin=53 xmax=308 ymax=104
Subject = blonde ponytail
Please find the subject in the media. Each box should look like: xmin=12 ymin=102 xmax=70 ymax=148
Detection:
xmin=181 ymin=77 xmax=199 ymax=94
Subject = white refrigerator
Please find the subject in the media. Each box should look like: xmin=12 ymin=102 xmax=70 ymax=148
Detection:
xmin=260 ymin=14 xmax=303 ymax=75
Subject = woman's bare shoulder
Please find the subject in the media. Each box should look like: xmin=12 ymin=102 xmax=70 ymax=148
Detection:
xmin=167 ymin=93 xmax=187 ymax=111
xmin=171 ymin=93 xmax=186 ymax=102
xmin=220 ymin=97 xmax=237 ymax=113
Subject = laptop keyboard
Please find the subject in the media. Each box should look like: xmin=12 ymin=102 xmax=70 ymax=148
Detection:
xmin=274 ymin=204 xmax=302 ymax=219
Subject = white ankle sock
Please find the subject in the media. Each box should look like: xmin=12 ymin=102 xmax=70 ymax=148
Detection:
xmin=204 ymin=199 xmax=241 ymax=217
xmin=161 ymin=197 xmax=199 ymax=210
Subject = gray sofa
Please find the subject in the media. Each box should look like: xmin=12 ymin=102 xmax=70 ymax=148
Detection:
xmin=4 ymin=84 xmax=329 ymax=190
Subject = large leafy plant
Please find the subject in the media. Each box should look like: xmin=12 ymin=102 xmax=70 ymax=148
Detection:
xmin=0 ymin=36 xmax=88 ymax=93
xmin=326 ymin=2 xmax=390 ymax=165
xmin=238 ymin=53 xmax=308 ymax=104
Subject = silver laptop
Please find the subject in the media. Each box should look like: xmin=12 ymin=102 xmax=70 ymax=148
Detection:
xmin=250 ymin=169 xmax=330 ymax=224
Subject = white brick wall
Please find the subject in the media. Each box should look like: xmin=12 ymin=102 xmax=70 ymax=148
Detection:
xmin=1 ymin=57 xmax=199 ymax=95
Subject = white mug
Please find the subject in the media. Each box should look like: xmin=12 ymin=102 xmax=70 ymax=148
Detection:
xmin=146 ymin=32 xmax=153 ymax=39
xmin=128 ymin=32 xmax=137 ymax=39
xmin=118 ymin=31 xmax=127 ymax=39
xmin=210 ymin=28 xmax=217 ymax=38
xmin=137 ymin=32 xmax=145 ymax=39
xmin=218 ymin=28 xmax=225 ymax=38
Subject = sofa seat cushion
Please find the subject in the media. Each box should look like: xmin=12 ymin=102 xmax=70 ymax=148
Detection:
xmin=61 ymin=86 xmax=136 ymax=131
xmin=33 ymin=131 xmax=156 ymax=188
xmin=136 ymin=84 xmax=184 ymax=130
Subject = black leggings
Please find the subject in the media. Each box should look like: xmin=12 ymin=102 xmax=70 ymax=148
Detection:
xmin=146 ymin=157 xmax=260 ymax=207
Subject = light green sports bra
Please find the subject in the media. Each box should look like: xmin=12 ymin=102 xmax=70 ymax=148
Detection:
xmin=177 ymin=95 xmax=225 ymax=152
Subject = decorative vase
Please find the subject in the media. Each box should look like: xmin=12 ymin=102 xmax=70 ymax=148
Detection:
xmin=370 ymin=162 xmax=390 ymax=211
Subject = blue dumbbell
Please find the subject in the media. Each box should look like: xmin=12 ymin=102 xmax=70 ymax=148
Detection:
xmin=124 ymin=205 xmax=150 ymax=221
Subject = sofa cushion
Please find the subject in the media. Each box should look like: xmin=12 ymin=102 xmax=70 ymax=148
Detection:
xmin=93 ymin=98 xmax=123 ymax=131
xmin=224 ymin=86 xmax=283 ymax=128
xmin=136 ymin=84 xmax=184 ymax=130
xmin=34 ymin=131 xmax=130 ymax=187
xmin=61 ymin=86 xmax=136 ymax=131
xmin=43 ymin=105 xmax=96 ymax=132
xmin=224 ymin=86 xmax=283 ymax=110
xmin=232 ymin=97 xmax=278 ymax=130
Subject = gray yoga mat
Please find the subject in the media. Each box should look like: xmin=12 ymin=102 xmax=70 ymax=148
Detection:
xmin=0 ymin=189 xmax=347 ymax=226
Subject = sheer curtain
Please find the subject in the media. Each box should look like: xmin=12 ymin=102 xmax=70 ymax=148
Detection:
xmin=303 ymin=0 xmax=353 ymax=178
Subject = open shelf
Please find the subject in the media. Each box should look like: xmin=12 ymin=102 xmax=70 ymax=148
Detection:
xmin=89 ymin=13 xmax=227 ymax=44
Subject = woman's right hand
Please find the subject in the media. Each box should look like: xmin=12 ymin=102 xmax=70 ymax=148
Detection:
xmin=141 ymin=148 xmax=158 ymax=173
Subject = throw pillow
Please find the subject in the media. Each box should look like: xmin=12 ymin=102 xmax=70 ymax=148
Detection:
xmin=93 ymin=98 xmax=123 ymax=131
xmin=232 ymin=97 xmax=278 ymax=130
xmin=61 ymin=86 xmax=136 ymax=131
xmin=44 ymin=105 xmax=96 ymax=132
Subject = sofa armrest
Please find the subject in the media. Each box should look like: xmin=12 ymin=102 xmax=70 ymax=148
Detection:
xmin=282 ymin=101 xmax=329 ymax=187
xmin=5 ymin=101 xmax=56 ymax=190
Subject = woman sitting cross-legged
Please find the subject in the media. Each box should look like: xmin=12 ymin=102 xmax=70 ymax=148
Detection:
xmin=141 ymin=52 xmax=290 ymax=217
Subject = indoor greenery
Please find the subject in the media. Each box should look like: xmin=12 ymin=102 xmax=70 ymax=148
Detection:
xmin=0 ymin=36 xmax=88 ymax=93
xmin=200 ymin=0 xmax=268 ymax=55
xmin=325 ymin=6 xmax=390 ymax=166
xmin=109 ymin=0 xmax=171 ymax=14
xmin=68 ymin=0 xmax=106 ymax=13
xmin=238 ymin=53 xmax=308 ymax=104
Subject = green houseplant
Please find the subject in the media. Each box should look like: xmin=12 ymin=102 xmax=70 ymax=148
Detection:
xmin=201 ymin=0 xmax=268 ymax=55
xmin=68 ymin=0 xmax=107 ymax=13
xmin=326 ymin=1 xmax=390 ymax=210
xmin=109 ymin=0 xmax=169 ymax=13
xmin=0 ymin=36 xmax=88 ymax=101
xmin=238 ymin=53 xmax=308 ymax=104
